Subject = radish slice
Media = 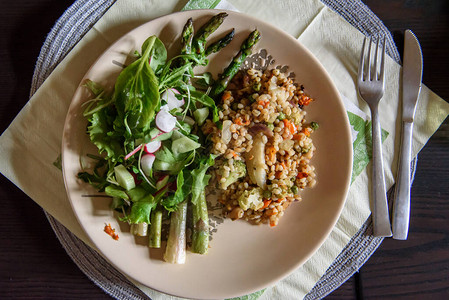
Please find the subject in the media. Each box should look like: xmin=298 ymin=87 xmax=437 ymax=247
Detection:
xmin=125 ymin=144 xmax=143 ymax=160
xmin=156 ymin=109 xmax=176 ymax=132
xmin=141 ymin=154 xmax=156 ymax=176
xmin=144 ymin=140 xmax=161 ymax=153
xmin=162 ymin=88 xmax=185 ymax=110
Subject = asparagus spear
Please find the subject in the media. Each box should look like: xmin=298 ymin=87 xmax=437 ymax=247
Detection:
xmin=205 ymin=29 xmax=235 ymax=57
xmin=163 ymin=201 xmax=187 ymax=264
xmin=209 ymin=29 xmax=261 ymax=99
xmin=192 ymin=12 xmax=228 ymax=55
xmin=181 ymin=18 xmax=194 ymax=55
xmin=191 ymin=190 xmax=209 ymax=254
xmin=149 ymin=209 xmax=162 ymax=248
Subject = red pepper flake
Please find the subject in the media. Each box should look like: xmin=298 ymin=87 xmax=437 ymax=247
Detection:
xmin=104 ymin=223 xmax=119 ymax=241
xmin=298 ymin=94 xmax=313 ymax=106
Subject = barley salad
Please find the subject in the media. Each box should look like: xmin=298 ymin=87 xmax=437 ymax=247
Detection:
xmin=206 ymin=68 xmax=318 ymax=227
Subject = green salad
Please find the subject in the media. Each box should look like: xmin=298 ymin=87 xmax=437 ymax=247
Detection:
xmin=77 ymin=13 xmax=260 ymax=264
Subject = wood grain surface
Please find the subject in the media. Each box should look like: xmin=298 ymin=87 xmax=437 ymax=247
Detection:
xmin=0 ymin=0 xmax=448 ymax=299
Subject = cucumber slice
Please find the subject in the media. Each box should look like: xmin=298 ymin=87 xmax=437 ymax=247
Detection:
xmin=193 ymin=107 xmax=209 ymax=126
xmin=171 ymin=130 xmax=184 ymax=141
xmin=171 ymin=136 xmax=201 ymax=155
xmin=156 ymin=175 xmax=170 ymax=190
xmin=114 ymin=164 xmax=136 ymax=191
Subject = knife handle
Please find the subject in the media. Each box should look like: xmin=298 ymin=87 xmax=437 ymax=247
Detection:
xmin=392 ymin=121 xmax=413 ymax=240
xmin=371 ymin=107 xmax=392 ymax=237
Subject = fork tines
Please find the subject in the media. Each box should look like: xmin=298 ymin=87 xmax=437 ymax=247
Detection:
xmin=359 ymin=36 xmax=386 ymax=82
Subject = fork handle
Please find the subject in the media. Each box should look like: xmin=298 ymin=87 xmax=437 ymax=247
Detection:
xmin=392 ymin=121 xmax=413 ymax=240
xmin=371 ymin=107 xmax=392 ymax=237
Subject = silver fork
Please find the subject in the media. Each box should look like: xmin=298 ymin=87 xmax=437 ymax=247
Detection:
xmin=357 ymin=36 xmax=392 ymax=237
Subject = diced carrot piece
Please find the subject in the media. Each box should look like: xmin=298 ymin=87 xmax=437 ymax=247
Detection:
xmin=300 ymin=127 xmax=311 ymax=137
xmin=222 ymin=92 xmax=232 ymax=101
xmin=262 ymin=199 xmax=272 ymax=210
xmin=282 ymin=119 xmax=296 ymax=134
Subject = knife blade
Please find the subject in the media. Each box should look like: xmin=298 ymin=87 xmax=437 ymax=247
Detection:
xmin=392 ymin=29 xmax=423 ymax=240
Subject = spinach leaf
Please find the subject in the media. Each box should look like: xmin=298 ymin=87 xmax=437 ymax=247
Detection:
xmin=114 ymin=36 xmax=160 ymax=135
xmin=147 ymin=37 xmax=167 ymax=73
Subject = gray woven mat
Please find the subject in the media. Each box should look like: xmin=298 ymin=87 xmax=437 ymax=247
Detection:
xmin=32 ymin=0 xmax=415 ymax=299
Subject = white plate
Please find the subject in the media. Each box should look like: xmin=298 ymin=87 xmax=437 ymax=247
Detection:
xmin=62 ymin=9 xmax=352 ymax=300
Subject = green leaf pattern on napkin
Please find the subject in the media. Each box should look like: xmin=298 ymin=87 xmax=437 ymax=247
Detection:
xmin=182 ymin=0 xmax=222 ymax=10
xmin=226 ymin=289 xmax=266 ymax=300
xmin=348 ymin=112 xmax=389 ymax=184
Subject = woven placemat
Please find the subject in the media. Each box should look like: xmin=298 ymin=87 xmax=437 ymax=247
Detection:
xmin=32 ymin=0 xmax=415 ymax=299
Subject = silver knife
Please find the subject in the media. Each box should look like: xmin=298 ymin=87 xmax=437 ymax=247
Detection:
xmin=392 ymin=29 xmax=423 ymax=240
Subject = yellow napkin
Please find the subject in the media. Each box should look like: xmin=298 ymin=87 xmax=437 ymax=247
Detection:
xmin=1 ymin=0 xmax=448 ymax=299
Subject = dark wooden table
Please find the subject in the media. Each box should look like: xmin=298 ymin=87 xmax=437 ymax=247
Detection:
xmin=1 ymin=1 xmax=448 ymax=299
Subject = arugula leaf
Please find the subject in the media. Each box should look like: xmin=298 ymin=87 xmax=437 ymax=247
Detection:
xmin=190 ymin=154 xmax=216 ymax=206
xmin=190 ymin=90 xmax=219 ymax=122
xmin=159 ymin=63 xmax=194 ymax=89
xmin=114 ymin=36 xmax=160 ymax=135
xmin=110 ymin=197 xmax=126 ymax=211
xmin=193 ymin=72 xmax=213 ymax=88
xmin=124 ymin=185 xmax=169 ymax=224
xmin=105 ymin=185 xmax=129 ymax=200
xmin=77 ymin=155 xmax=111 ymax=191
xmin=84 ymin=79 xmax=104 ymax=96
xmin=161 ymin=170 xmax=187 ymax=211
xmin=153 ymin=146 xmax=195 ymax=174
xmin=127 ymin=194 xmax=157 ymax=224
